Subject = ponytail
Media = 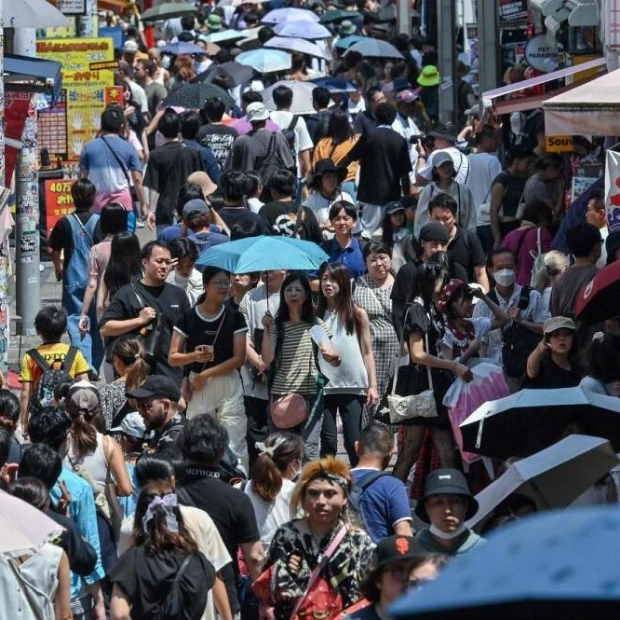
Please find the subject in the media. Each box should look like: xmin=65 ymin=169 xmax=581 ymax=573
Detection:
xmin=69 ymin=410 xmax=98 ymax=456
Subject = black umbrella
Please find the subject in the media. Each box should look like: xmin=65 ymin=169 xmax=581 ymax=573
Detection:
xmin=162 ymin=82 xmax=235 ymax=109
xmin=319 ymin=9 xmax=361 ymax=23
xmin=194 ymin=62 xmax=255 ymax=87
xmin=141 ymin=2 xmax=196 ymax=23
xmin=460 ymin=387 xmax=620 ymax=461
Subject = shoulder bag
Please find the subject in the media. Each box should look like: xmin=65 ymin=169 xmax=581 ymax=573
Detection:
xmin=386 ymin=305 xmax=438 ymax=423
xmin=103 ymin=436 xmax=125 ymax=542
xmin=132 ymin=282 xmax=166 ymax=365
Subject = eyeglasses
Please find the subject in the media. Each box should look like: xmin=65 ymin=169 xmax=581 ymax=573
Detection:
xmin=211 ymin=280 xmax=231 ymax=288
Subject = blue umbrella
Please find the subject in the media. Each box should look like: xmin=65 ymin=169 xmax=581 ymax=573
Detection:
xmin=334 ymin=34 xmax=367 ymax=50
xmin=274 ymin=20 xmax=332 ymax=40
xmin=161 ymin=42 xmax=207 ymax=56
xmin=236 ymin=49 xmax=292 ymax=74
xmin=390 ymin=506 xmax=620 ymax=620
xmin=310 ymin=76 xmax=358 ymax=93
xmin=196 ymin=236 xmax=329 ymax=273
xmin=261 ymin=7 xmax=320 ymax=24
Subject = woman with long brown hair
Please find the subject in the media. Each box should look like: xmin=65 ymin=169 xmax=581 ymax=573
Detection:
xmin=242 ymin=432 xmax=304 ymax=549
xmin=99 ymin=335 xmax=151 ymax=431
xmin=110 ymin=480 xmax=216 ymax=620
xmin=316 ymin=262 xmax=378 ymax=466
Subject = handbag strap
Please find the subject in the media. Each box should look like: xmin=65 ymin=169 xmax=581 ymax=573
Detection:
xmin=390 ymin=304 xmax=433 ymax=396
xmin=289 ymin=525 xmax=347 ymax=620
xmin=100 ymin=135 xmax=132 ymax=187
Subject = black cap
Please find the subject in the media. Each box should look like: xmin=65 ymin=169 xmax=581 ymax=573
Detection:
xmin=415 ymin=468 xmax=478 ymax=522
xmin=419 ymin=223 xmax=449 ymax=244
xmin=125 ymin=375 xmax=181 ymax=402
xmin=373 ymin=536 xmax=427 ymax=570
xmin=385 ymin=200 xmax=405 ymax=215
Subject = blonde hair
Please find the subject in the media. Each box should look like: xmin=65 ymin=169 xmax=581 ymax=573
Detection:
xmin=533 ymin=250 xmax=570 ymax=292
xmin=290 ymin=456 xmax=352 ymax=519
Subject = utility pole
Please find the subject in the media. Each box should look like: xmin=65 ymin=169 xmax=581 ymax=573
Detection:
xmin=14 ymin=28 xmax=41 ymax=337
xmin=0 ymin=0 xmax=9 ymax=372
xmin=437 ymin=0 xmax=456 ymax=124
xmin=477 ymin=0 xmax=500 ymax=95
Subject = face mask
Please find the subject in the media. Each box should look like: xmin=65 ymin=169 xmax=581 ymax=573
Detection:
xmin=428 ymin=523 xmax=467 ymax=540
xmin=493 ymin=268 xmax=515 ymax=287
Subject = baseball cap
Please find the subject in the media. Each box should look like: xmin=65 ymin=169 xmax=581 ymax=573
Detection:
xmin=373 ymin=536 xmax=427 ymax=570
xmin=122 ymin=39 xmax=139 ymax=53
xmin=396 ymin=88 xmax=422 ymax=103
xmin=182 ymin=198 xmax=209 ymax=218
xmin=415 ymin=468 xmax=478 ymax=522
xmin=385 ymin=200 xmax=405 ymax=216
xmin=419 ymin=223 xmax=449 ymax=244
xmin=246 ymin=102 xmax=270 ymax=123
xmin=111 ymin=412 xmax=147 ymax=440
xmin=543 ymin=316 xmax=576 ymax=335
xmin=432 ymin=151 xmax=454 ymax=169
xmin=67 ymin=381 xmax=101 ymax=416
xmin=126 ymin=375 xmax=181 ymax=402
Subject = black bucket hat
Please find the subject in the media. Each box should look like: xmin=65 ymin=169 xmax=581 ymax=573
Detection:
xmin=414 ymin=468 xmax=479 ymax=523
xmin=312 ymin=158 xmax=348 ymax=187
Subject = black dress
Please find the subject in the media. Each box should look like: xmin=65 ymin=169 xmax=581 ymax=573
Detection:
xmin=395 ymin=301 xmax=453 ymax=430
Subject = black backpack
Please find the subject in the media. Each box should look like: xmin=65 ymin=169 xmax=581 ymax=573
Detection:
xmin=281 ymin=115 xmax=299 ymax=162
xmin=489 ymin=287 xmax=540 ymax=378
xmin=348 ymin=470 xmax=389 ymax=531
xmin=256 ymin=132 xmax=292 ymax=188
xmin=28 ymin=346 xmax=79 ymax=409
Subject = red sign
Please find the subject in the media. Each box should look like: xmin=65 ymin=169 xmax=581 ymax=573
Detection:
xmin=44 ymin=179 xmax=75 ymax=237
xmin=105 ymin=85 xmax=124 ymax=107
xmin=4 ymin=90 xmax=33 ymax=184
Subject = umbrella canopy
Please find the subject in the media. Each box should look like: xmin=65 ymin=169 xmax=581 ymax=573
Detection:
xmin=141 ymin=1 xmax=196 ymax=22
xmin=544 ymin=67 xmax=620 ymax=136
xmin=195 ymin=61 xmax=255 ymax=86
xmin=310 ymin=76 xmax=358 ymax=93
xmin=5 ymin=0 xmax=69 ymax=28
xmin=262 ymin=7 xmax=320 ymax=24
xmin=162 ymin=82 xmax=235 ymax=109
xmin=263 ymin=80 xmax=317 ymax=114
xmin=206 ymin=29 xmax=247 ymax=45
xmin=237 ymin=49 xmax=292 ymax=74
xmin=196 ymin=236 xmax=329 ymax=273
xmin=334 ymin=34 xmax=367 ymax=50
xmin=467 ymin=435 xmax=620 ymax=529
xmin=460 ymin=387 xmax=620 ymax=461
xmin=0 ymin=490 xmax=64 ymax=555
xmin=345 ymin=38 xmax=404 ymax=59
xmin=319 ymin=9 xmax=362 ymax=23
xmin=265 ymin=36 xmax=331 ymax=60
xmin=274 ymin=20 xmax=332 ymax=40
xmin=390 ymin=505 xmax=620 ymax=620
xmin=161 ymin=42 xmax=209 ymax=56
xmin=575 ymin=260 xmax=620 ymax=324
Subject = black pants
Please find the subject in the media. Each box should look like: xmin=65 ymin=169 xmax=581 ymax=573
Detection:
xmin=320 ymin=394 xmax=365 ymax=466
xmin=244 ymin=396 xmax=269 ymax=470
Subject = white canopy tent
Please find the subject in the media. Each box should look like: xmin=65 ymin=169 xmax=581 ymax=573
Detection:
xmin=543 ymin=67 xmax=620 ymax=135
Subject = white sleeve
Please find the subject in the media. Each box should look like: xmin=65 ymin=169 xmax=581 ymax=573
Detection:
xmin=414 ymin=185 xmax=433 ymax=237
xmin=471 ymin=316 xmax=493 ymax=341
xmin=295 ymin=116 xmax=314 ymax=152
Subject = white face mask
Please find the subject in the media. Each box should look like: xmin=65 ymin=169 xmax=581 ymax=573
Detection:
xmin=493 ymin=268 xmax=515 ymax=287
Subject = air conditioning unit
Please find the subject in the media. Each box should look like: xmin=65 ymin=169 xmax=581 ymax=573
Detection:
xmin=531 ymin=0 xmax=599 ymax=28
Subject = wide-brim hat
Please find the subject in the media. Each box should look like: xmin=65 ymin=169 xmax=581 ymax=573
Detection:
xmin=312 ymin=158 xmax=347 ymax=186
xmin=428 ymin=122 xmax=457 ymax=143
xmin=417 ymin=65 xmax=440 ymax=87
xmin=414 ymin=468 xmax=479 ymax=523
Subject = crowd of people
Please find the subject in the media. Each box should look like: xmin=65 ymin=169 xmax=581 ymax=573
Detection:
xmin=3 ymin=1 xmax=620 ymax=619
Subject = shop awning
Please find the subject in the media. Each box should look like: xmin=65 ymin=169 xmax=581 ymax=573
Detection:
xmin=543 ymin=67 xmax=620 ymax=135
xmin=4 ymin=54 xmax=63 ymax=103
xmin=481 ymin=57 xmax=608 ymax=109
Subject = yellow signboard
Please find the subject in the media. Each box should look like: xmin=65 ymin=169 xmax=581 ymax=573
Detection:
xmin=36 ymin=38 xmax=115 ymax=161
xmin=546 ymin=135 xmax=574 ymax=153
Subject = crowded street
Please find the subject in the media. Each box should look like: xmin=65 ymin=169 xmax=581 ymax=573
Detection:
xmin=1 ymin=0 xmax=620 ymax=618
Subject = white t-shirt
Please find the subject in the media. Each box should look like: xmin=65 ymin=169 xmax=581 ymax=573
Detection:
xmin=303 ymin=189 xmax=355 ymax=231
xmin=466 ymin=152 xmax=502 ymax=224
xmin=242 ymin=478 xmax=297 ymax=548
xmin=269 ymin=110 xmax=314 ymax=177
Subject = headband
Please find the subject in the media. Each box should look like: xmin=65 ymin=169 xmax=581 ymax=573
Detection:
xmin=310 ymin=470 xmax=350 ymax=493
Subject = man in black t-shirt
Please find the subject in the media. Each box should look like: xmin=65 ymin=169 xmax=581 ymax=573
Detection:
xmin=259 ymin=169 xmax=323 ymax=243
xmin=198 ymin=97 xmax=239 ymax=170
xmin=430 ymin=194 xmax=489 ymax=289
xmin=177 ymin=415 xmax=264 ymax=617
xmin=100 ymin=240 xmax=190 ymax=382
xmin=144 ymin=109 xmax=205 ymax=230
